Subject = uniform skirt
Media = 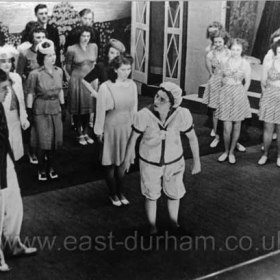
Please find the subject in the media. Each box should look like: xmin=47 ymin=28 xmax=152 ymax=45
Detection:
xmin=215 ymin=84 xmax=252 ymax=122
xmin=259 ymin=85 xmax=280 ymax=124
xmin=202 ymin=74 xmax=222 ymax=109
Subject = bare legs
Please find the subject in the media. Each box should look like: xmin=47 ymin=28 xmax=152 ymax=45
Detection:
xmin=259 ymin=123 xmax=280 ymax=166
xmin=218 ymin=121 xmax=241 ymax=163
xmin=105 ymin=165 xmax=129 ymax=205
xmin=145 ymin=198 xmax=180 ymax=234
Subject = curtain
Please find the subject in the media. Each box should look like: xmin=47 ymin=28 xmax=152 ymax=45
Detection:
xmin=252 ymin=1 xmax=280 ymax=62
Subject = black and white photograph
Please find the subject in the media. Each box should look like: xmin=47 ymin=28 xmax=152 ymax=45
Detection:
xmin=0 ymin=0 xmax=280 ymax=279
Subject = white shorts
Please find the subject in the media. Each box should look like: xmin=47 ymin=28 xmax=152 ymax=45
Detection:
xmin=139 ymin=157 xmax=186 ymax=200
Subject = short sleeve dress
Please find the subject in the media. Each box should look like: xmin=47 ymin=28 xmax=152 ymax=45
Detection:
xmin=259 ymin=59 xmax=280 ymax=124
xmin=94 ymin=79 xmax=138 ymax=166
xmin=202 ymin=47 xmax=231 ymax=109
xmin=66 ymin=43 xmax=98 ymax=115
xmin=215 ymin=58 xmax=252 ymax=122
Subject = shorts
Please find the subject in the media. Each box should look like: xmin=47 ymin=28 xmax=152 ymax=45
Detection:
xmin=139 ymin=157 xmax=186 ymax=200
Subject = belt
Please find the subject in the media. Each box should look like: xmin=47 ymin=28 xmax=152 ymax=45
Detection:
xmin=37 ymin=95 xmax=58 ymax=100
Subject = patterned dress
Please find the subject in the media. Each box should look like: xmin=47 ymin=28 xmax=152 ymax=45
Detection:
xmin=215 ymin=58 xmax=252 ymax=121
xmin=202 ymin=48 xmax=231 ymax=109
xmin=66 ymin=43 xmax=98 ymax=115
xmin=259 ymin=59 xmax=280 ymax=124
xmin=94 ymin=80 xmax=138 ymax=166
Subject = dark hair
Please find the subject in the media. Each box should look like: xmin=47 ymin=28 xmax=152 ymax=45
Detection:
xmin=271 ymin=40 xmax=280 ymax=56
xmin=29 ymin=26 xmax=47 ymax=44
xmin=73 ymin=25 xmax=93 ymax=45
xmin=0 ymin=69 xmax=8 ymax=83
xmin=79 ymin=8 xmax=93 ymax=18
xmin=229 ymin=38 xmax=248 ymax=56
xmin=104 ymin=40 xmax=125 ymax=64
xmin=210 ymin=29 xmax=230 ymax=46
xmin=37 ymin=41 xmax=54 ymax=66
xmin=108 ymin=54 xmax=133 ymax=82
xmin=34 ymin=4 xmax=47 ymax=15
xmin=21 ymin=21 xmax=41 ymax=43
xmin=206 ymin=21 xmax=223 ymax=39
xmin=158 ymin=87 xmax=175 ymax=107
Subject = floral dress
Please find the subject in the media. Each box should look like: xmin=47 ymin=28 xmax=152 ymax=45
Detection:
xmin=202 ymin=47 xmax=231 ymax=109
xmin=259 ymin=59 xmax=280 ymax=124
xmin=215 ymin=58 xmax=251 ymax=121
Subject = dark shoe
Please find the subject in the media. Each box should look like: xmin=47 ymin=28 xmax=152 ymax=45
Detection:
xmin=49 ymin=169 xmax=58 ymax=179
xmin=38 ymin=171 xmax=47 ymax=181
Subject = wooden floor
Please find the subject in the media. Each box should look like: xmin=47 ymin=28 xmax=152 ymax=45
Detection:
xmin=3 ymin=144 xmax=280 ymax=280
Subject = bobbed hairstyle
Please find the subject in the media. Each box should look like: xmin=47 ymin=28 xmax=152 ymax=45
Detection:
xmin=228 ymin=38 xmax=248 ymax=56
xmin=108 ymin=54 xmax=133 ymax=83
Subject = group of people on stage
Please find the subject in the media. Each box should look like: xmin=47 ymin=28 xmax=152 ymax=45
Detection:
xmin=0 ymin=3 xmax=201 ymax=271
xmin=202 ymin=21 xmax=280 ymax=166
xmin=1 ymin=4 xmax=280 ymax=273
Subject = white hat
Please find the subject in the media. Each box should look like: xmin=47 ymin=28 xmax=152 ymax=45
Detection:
xmin=159 ymin=82 xmax=182 ymax=108
xmin=36 ymin=39 xmax=55 ymax=55
xmin=0 ymin=45 xmax=19 ymax=60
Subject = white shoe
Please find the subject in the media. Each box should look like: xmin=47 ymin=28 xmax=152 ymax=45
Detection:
xmin=78 ymin=135 xmax=87 ymax=146
xmin=277 ymin=158 xmax=280 ymax=167
xmin=210 ymin=129 xmax=215 ymax=137
xmin=261 ymin=145 xmax=264 ymax=151
xmin=228 ymin=154 xmax=236 ymax=164
xmin=0 ymin=263 xmax=11 ymax=272
xmin=218 ymin=152 xmax=228 ymax=162
xmin=273 ymin=133 xmax=277 ymax=140
xmin=84 ymin=134 xmax=94 ymax=144
xmin=210 ymin=138 xmax=220 ymax=148
xmin=258 ymin=155 xmax=268 ymax=166
xmin=236 ymin=143 xmax=246 ymax=152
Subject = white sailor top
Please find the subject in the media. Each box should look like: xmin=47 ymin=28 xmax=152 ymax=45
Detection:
xmin=132 ymin=105 xmax=194 ymax=166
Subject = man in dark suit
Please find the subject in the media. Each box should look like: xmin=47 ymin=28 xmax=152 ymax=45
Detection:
xmin=34 ymin=3 xmax=61 ymax=66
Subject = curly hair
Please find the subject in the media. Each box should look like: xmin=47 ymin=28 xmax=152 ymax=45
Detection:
xmin=28 ymin=26 xmax=47 ymax=44
xmin=206 ymin=21 xmax=223 ymax=39
xmin=229 ymin=38 xmax=248 ymax=56
xmin=72 ymin=25 xmax=93 ymax=45
xmin=108 ymin=54 xmax=133 ymax=83
xmin=210 ymin=28 xmax=231 ymax=46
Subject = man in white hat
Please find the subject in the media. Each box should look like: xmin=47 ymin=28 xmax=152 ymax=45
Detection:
xmin=121 ymin=82 xmax=201 ymax=235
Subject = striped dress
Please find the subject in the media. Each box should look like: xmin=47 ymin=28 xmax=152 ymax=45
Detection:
xmin=259 ymin=60 xmax=280 ymax=124
xmin=202 ymin=48 xmax=231 ymax=109
xmin=215 ymin=58 xmax=252 ymax=121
